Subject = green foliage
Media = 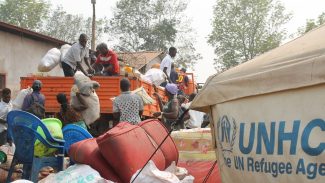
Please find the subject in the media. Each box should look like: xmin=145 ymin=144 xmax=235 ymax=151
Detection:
xmin=42 ymin=6 xmax=108 ymax=43
xmin=208 ymin=0 xmax=291 ymax=70
xmin=109 ymin=0 xmax=201 ymax=68
xmin=0 ymin=0 xmax=50 ymax=30
xmin=298 ymin=12 xmax=325 ymax=35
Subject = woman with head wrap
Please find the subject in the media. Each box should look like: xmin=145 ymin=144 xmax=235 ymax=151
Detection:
xmin=153 ymin=83 xmax=180 ymax=130
xmin=56 ymin=93 xmax=87 ymax=129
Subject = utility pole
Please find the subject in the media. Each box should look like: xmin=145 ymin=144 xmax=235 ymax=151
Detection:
xmin=91 ymin=0 xmax=96 ymax=50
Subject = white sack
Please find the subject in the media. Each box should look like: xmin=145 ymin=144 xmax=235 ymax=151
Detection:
xmin=71 ymin=72 xmax=100 ymax=125
xmin=12 ymin=87 xmax=33 ymax=109
xmin=60 ymin=44 xmax=71 ymax=62
xmin=39 ymin=164 xmax=113 ymax=183
xmin=74 ymin=71 xmax=100 ymax=96
xmin=38 ymin=48 xmax=61 ymax=72
xmin=131 ymin=87 xmax=155 ymax=105
xmin=130 ymin=160 xmax=194 ymax=183
xmin=142 ymin=68 xmax=167 ymax=86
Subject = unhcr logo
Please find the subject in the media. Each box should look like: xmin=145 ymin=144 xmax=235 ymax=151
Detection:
xmin=217 ymin=115 xmax=237 ymax=153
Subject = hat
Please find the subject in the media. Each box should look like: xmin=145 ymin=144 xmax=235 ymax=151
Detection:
xmin=165 ymin=83 xmax=178 ymax=95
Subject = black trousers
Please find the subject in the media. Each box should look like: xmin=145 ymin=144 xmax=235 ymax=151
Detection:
xmin=0 ymin=130 xmax=7 ymax=146
xmin=61 ymin=62 xmax=76 ymax=77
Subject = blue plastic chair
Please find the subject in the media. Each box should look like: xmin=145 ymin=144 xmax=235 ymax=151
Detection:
xmin=62 ymin=124 xmax=92 ymax=158
xmin=6 ymin=110 xmax=65 ymax=183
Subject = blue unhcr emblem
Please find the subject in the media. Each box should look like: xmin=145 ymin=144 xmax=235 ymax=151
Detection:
xmin=217 ymin=115 xmax=237 ymax=153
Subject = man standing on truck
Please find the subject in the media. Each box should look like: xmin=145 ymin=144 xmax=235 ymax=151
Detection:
xmin=93 ymin=43 xmax=120 ymax=76
xmin=160 ymin=47 xmax=177 ymax=84
xmin=61 ymin=34 xmax=94 ymax=77
xmin=170 ymin=63 xmax=178 ymax=84
xmin=113 ymin=78 xmax=144 ymax=125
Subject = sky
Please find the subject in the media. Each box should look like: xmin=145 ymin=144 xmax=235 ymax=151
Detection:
xmin=50 ymin=0 xmax=325 ymax=83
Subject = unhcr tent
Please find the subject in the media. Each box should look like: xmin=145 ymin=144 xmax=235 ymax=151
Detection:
xmin=190 ymin=25 xmax=325 ymax=183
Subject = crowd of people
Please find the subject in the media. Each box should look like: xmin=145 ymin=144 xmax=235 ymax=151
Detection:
xmin=0 ymin=33 xmax=209 ymax=145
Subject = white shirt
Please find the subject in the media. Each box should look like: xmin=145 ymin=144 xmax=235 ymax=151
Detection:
xmin=160 ymin=54 xmax=173 ymax=77
xmin=0 ymin=100 xmax=13 ymax=132
xmin=182 ymin=102 xmax=205 ymax=128
xmin=63 ymin=42 xmax=89 ymax=70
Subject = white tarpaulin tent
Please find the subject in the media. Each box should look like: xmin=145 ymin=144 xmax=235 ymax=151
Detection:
xmin=190 ymin=25 xmax=325 ymax=182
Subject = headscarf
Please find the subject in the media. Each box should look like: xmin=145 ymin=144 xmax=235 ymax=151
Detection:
xmin=165 ymin=83 xmax=178 ymax=95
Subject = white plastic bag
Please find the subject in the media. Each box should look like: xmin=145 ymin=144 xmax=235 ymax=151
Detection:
xmin=165 ymin=161 xmax=189 ymax=181
xmin=143 ymin=68 xmax=167 ymax=86
xmin=131 ymin=87 xmax=155 ymax=105
xmin=38 ymin=48 xmax=61 ymax=72
xmin=60 ymin=44 xmax=71 ymax=62
xmin=11 ymin=180 xmax=33 ymax=183
xmin=12 ymin=87 xmax=33 ymax=109
xmin=39 ymin=164 xmax=113 ymax=183
xmin=130 ymin=160 xmax=194 ymax=183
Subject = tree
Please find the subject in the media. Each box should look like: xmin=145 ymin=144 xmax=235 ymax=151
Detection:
xmin=109 ymin=0 xmax=201 ymax=69
xmin=208 ymin=0 xmax=291 ymax=70
xmin=298 ymin=12 xmax=325 ymax=35
xmin=0 ymin=0 xmax=49 ymax=30
xmin=42 ymin=6 xmax=108 ymax=44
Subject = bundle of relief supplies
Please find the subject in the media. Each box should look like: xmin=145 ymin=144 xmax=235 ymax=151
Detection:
xmin=70 ymin=71 xmax=100 ymax=125
xmin=141 ymin=68 xmax=167 ymax=86
xmin=37 ymin=44 xmax=71 ymax=72
xmin=38 ymin=48 xmax=61 ymax=72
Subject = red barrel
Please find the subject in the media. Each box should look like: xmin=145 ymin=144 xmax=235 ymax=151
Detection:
xmin=138 ymin=119 xmax=179 ymax=167
xmin=97 ymin=122 xmax=166 ymax=183
xmin=68 ymin=138 xmax=121 ymax=182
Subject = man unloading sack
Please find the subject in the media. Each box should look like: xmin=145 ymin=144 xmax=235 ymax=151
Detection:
xmin=93 ymin=43 xmax=120 ymax=76
xmin=61 ymin=34 xmax=94 ymax=77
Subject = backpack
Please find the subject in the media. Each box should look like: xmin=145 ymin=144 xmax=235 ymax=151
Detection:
xmin=27 ymin=94 xmax=45 ymax=119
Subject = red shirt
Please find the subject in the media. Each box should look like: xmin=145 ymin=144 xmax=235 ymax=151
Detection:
xmin=96 ymin=50 xmax=120 ymax=74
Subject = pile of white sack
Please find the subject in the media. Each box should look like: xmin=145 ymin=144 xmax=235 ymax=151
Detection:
xmin=38 ymin=44 xmax=71 ymax=72
xmin=70 ymin=71 xmax=100 ymax=126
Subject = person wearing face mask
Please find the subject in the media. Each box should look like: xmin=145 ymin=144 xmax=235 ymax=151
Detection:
xmin=61 ymin=33 xmax=94 ymax=77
